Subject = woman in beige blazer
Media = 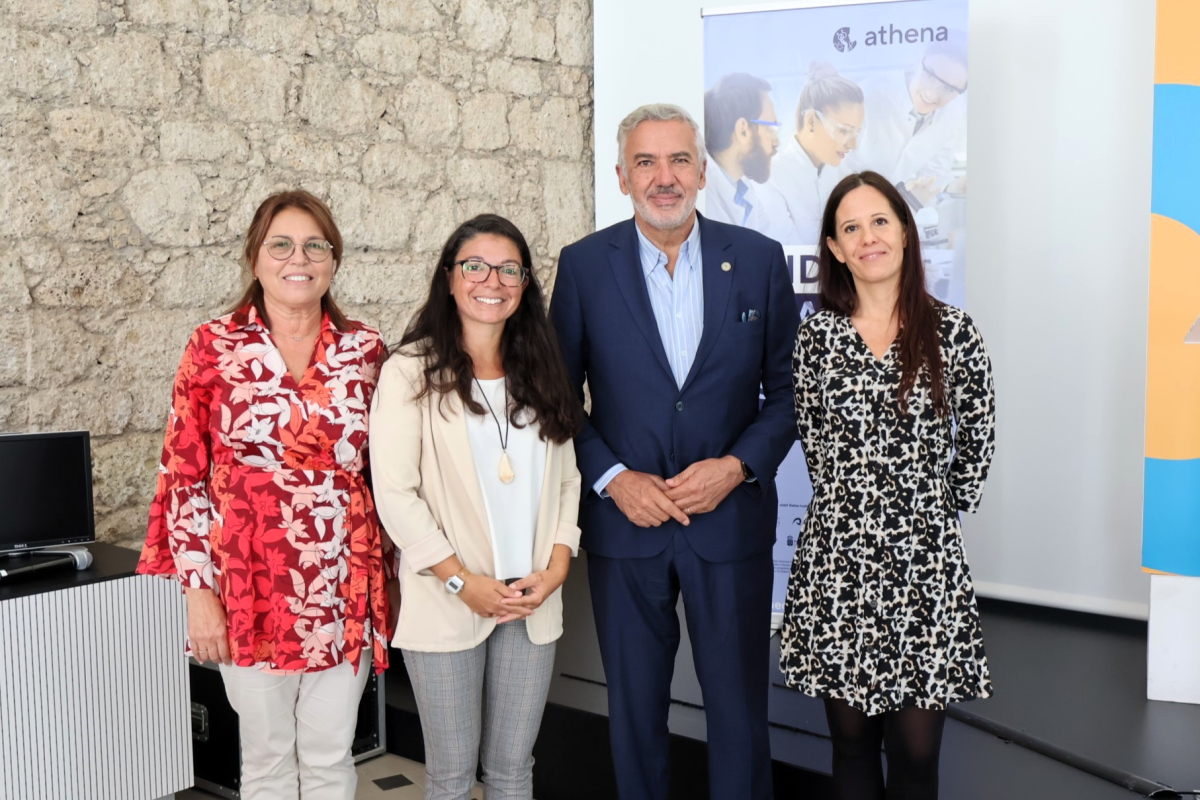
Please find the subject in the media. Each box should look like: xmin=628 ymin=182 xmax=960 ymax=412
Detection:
xmin=370 ymin=214 xmax=583 ymax=800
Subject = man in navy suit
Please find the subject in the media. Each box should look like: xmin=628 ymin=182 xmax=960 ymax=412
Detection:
xmin=550 ymin=104 xmax=799 ymax=800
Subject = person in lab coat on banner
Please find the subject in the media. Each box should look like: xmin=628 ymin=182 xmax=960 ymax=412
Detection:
xmin=702 ymin=72 xmax=785 ymax=239
xmin=758 ymin=62 xmax=865 ymax=245
xmin=849 ymin=36 xmax=968 ymax=208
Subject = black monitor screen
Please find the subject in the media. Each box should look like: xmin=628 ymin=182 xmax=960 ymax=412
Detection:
xmin=0 ymin=431 xmax=95 ymax=553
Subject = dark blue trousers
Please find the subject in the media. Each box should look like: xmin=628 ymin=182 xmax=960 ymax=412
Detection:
xmin=588 ymin=528 xmax=774 ymax=800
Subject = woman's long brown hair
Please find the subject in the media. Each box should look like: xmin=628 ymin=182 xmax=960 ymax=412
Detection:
xmin=228 ymin=190 xmax=357 ymax=332
xmin=399 ymin=214 xmax=583 ymax=444
xmin=818 ymin=171 xmax=947 ymax=415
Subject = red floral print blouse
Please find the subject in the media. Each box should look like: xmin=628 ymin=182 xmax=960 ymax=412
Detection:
xmin=138 ymin=305 xmax=396 ymax=674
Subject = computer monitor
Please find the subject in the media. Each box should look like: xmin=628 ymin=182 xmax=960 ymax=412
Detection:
xmin=0 ymin=431 xmax=96 ymax=554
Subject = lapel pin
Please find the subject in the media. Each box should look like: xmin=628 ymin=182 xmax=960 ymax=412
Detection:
xmin=721 ymin=261 xmax=732 ymax=272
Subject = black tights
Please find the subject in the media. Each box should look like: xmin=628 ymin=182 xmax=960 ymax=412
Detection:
xmin=823 ymin=698 xmax=946 ymax=800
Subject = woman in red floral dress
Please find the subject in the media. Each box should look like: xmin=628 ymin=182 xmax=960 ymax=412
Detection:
xmin=138 ymin=190 xmax=397 ymax=800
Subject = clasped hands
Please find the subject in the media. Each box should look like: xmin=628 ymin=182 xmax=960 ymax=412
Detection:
xmin=454 ymin=545 xmax=572 ymax=624
xmin=607 ymin=456 xmax=743 ymax=528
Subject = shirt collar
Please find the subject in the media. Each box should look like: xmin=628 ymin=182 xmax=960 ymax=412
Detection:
xmin=634 ymin=217 xmax=702 ymax=277
xmin=228 ymin=302 xmax=335 ymax=337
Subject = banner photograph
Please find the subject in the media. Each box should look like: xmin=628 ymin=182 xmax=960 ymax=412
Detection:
xmin=1143 ymin=0 xmax=1200 ymax=577
xmin=702 ymin=0 xmax=969 ymax=619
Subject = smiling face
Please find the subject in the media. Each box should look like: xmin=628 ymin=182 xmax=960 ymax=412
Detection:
xmin=826 ymin=184 xmax=906 ymax=290
xmin=253 ymin=206 xmax=336 ymax=314
xmin=449 ymin=232 xmax=526 ymax=333
xmin=617 ymin=119 xmax=706 ymax=232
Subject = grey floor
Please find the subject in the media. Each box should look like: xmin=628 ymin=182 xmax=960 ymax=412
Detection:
xmin=959 ymin=603 xmax=1200 ymax=793
xmin=177 ymin=753 xmax=488 ymax=799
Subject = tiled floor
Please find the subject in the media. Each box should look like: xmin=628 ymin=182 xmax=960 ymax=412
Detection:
xmin=176 ymin=753 xmax=487 ymax=799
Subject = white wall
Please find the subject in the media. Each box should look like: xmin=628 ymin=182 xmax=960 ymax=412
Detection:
xmin=594 ymin=0 xmax=1155 ymax=618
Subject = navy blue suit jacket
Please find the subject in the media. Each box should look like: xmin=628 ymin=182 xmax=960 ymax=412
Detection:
xmin=550 ymin=213 xmax=800 ymax=563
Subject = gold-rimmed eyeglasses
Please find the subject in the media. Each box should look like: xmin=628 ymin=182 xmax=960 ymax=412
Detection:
xmin=262 ymin=237 xmax=334 ymax=262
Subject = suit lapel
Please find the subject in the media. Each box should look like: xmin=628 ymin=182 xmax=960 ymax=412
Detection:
xmin=609 ymin=221 xmax=674 ymax=381
xmin=680 ymin=214 xmax=733 ymax=394
xmin=434 ymin=390 xmax=490 ymax=540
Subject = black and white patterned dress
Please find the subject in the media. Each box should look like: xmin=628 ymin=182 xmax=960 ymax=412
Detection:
xmin=779 ymin=304 xmax=996 ymax=716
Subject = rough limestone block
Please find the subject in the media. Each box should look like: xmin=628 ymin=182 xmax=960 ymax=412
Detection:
xmin=446 ymin=156 xmax=513 ymax=199
xmin=460 ymin=92 xmax=510 ymax=151
xmin=91 ymin=433 xmax=163 ymax=511
xmin=49 ymin=108 xmax=145 ymax=155
xmin=123 ymin=166 xmax=208 ymax=246
xmin=159 ymin=121 xmax=250 ymax=163
xmin=330 ymin=181 xmax=412 ymax=250
xmin=125 ymin=0 xmax=230 ymax=35
xmin=507 ymin=3 xmax=555 ymax=61
xmin=239 ymin=12 xmax=318 ymax=56
xmin=556 ymin=0 xmax=591 ymax=68
xmin=0 ymin=0 xmax=100 ymax=29
xmin=153 ymin=252 xmax=243 ymax=309
xmin=354 ymin=31 xmax=421 ymax=76
xmin=361 ymin=143 xmax=444 ymax=189
xmin=0 ymin=29 xmax=81 ymax=99
xmin=31 ymin=249 xmax=151 ymax=308
xmin=27 ymin=381 xmax=133 ymax=437
xmin=508 ymin=96 xmax=583 ymax=159
xmin=456 ymin=0 xmax=509 ymax=53
xmin=377 ymin=0 xmax=445 ymax=31
xmin=542 ymin=160 xmax=593 ymax=255
xmin=300 ymin=63 xmax=385 ymax=135
xmin=201 ymin=49 xmax=291 ymax=123
xmin=485 ymin=58 xmax=542 ymax=98
xmin=89 ymin=32 xmax=182 ymax=110
xmin=399 ymin=77 xmax=461 ymax=148
xmin=0 ymin=155 xmax=81 ymax=239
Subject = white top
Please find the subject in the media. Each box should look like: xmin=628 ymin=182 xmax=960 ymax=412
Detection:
xmin=465 ymin=378 xmax=546 ymax=580
xmin=757 ymin=137 xmax=841 ymax=246
xmin=846 ymin=69 xmax=966 ymax=189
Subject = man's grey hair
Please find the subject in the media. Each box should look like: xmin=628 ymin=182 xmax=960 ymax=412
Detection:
xmin=616 ymin=104 xmax=706 ymax=170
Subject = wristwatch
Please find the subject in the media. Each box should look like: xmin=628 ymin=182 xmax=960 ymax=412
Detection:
xmin=740 ymin=460 xmax=754 ymax=481
xmin=445 ymin=568 xmax=469 ymax=595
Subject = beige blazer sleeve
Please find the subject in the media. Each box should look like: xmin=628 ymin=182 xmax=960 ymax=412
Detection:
xmin=553 ymin=440 xmax=582 ymax=556
xmin=369 ymin=354 xmax=457 ymax=572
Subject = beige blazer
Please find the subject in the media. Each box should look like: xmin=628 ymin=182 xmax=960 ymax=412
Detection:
xmin=369 ymin=351 xmax=582 ymax=653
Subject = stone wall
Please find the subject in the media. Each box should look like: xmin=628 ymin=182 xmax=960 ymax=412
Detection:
xmin=0 ymin=0 xmax=595 ymax=548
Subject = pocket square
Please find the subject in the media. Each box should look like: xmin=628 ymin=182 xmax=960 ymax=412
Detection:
xmin=740 ymin=309 xmax=761 ymax=322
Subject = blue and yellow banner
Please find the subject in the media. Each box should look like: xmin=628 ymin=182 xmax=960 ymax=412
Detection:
xmin=1143 ymin=0 xmax=1200 ymax=575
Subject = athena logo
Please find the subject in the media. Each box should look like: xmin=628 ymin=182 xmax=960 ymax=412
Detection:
xmin=833 ymin=27 xmax=857 ymax=52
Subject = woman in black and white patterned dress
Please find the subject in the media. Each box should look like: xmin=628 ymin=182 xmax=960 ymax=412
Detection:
xmin=779 ymin=171 xmax=996 ymax=800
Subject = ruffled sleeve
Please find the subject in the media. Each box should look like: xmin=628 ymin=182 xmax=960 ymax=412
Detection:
xmin=137 ymin=327 xmax=218 ymax=592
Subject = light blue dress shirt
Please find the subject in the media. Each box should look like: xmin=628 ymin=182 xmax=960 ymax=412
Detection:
xmin=594 ymin=220 xmax=704 ymax=496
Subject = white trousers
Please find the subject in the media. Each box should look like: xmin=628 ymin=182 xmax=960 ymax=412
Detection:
xmin=219 ymin=653 xmax=371 ymax=800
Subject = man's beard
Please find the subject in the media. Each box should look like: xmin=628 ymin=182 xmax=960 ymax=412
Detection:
xmin=631 ymin=187 xmax=697 ymax=231
xmin=743 ymin=140 xmax=773 ymax=183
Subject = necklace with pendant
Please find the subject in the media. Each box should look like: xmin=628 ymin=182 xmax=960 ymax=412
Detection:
xmin=473 ymin=376 xmax=514 ymax=484
xmin=285 ymin=328 xmax=317 ymax=342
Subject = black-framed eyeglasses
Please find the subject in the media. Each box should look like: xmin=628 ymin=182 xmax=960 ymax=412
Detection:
xmin=920 ymin=59 xmax=967 ymax=97
xmin=263 ymin=237 xmax=334 ymax=262
xmin=455 ymin=259 xmax=527 ymax=287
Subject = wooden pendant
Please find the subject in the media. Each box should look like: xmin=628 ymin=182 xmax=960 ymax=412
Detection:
xmin=498 ymin=451 xmax=515 ymax=484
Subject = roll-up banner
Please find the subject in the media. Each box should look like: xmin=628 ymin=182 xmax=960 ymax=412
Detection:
xmin=1143 ymin=0 xmax=1200 ymax=577
xmin=701 ymin=0 xmax=970 ymax=625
